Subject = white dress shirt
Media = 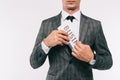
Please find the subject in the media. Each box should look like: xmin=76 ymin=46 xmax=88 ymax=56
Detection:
xmin=41 ymin=10 xmax=81 ymax=54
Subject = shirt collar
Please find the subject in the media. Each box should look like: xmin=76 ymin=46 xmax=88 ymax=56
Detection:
xmin=61 ymin=10 xmax=81 ymax=22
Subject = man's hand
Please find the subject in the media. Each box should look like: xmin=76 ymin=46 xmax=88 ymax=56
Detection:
xmin=72 ymin=41 xmax=94 ymax=62
xmin=44 ymin=30 xmax=69 ymax=48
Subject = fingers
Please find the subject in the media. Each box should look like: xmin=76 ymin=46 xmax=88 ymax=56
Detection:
xmin=57 ymin=37 xmax=69 ymax=45
xmin=72 ymin=44 xmax=79 ymax=53
xmin=72 ymin=41 xmax=94 ymax=62
xmin=72 ymin=41 xmax=86 ymax=54
xmin=57 ymin=30 xmax=68 ymax=36
xmin=72 ymin=52 xmax=79 ymax=59
xmin=72 ymin=44 xmax=82 ymax=57
xmin=58 ymin=34 xmax=69 ymax=41
xmin=72 ymin=46 xmax=83 ymax=61
xmin=75 ymin=41 xmax=84 ymax=49
xmin=57 ymin=30 xmax=69 ymax=45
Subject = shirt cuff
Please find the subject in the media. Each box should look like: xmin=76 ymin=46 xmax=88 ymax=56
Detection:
xmin=41 ymin=41 xmax=50 ymax=54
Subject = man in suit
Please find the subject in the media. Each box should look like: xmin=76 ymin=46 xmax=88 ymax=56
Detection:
xmin=30 ymin=0 xmax=113 ymax=80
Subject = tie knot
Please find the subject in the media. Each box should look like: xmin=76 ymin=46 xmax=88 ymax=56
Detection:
xmin=66 ymin=16 xmax=75 ymax=22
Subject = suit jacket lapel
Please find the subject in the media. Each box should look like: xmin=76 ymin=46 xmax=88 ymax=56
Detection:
xmin=52 ymin=12 xmax=61 ymax=30
xmin=79 ymin=13 xmax=89 ymax=43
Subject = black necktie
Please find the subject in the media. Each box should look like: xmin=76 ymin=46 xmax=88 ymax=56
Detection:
xmin=66 ymin=16 xmax=75 ymax=22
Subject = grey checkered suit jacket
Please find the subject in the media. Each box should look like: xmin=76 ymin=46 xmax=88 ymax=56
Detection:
xmin=30 ymin=13 xmax=113 ymax=80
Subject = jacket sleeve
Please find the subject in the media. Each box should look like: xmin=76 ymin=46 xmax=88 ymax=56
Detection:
xmin=92 ymin=21 xmax=113 ymax=70
xmin=30 ymin=21 xmax=47 ymax=69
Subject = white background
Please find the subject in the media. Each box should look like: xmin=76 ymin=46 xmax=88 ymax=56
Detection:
xmin=0 ymin=0 xmax=120 ymax=80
